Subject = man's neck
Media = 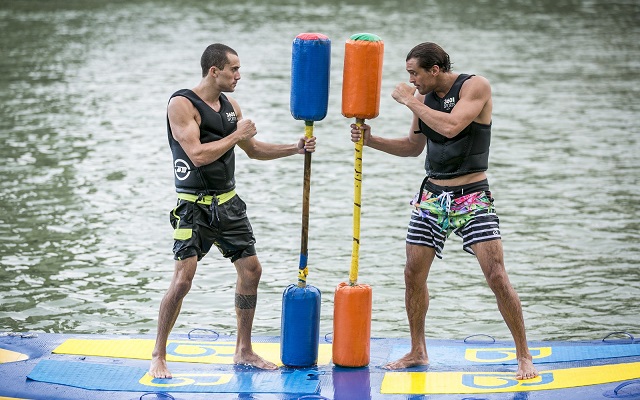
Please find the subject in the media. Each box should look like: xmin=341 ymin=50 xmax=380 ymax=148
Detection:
xmin=434 ymin=72 xmax=459 ymax=98
xmin=192 ymin=82 xmax=222 ymax=111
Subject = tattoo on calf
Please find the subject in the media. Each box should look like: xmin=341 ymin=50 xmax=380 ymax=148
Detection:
xmin=235 ymin=293 xmax=257 ymax=309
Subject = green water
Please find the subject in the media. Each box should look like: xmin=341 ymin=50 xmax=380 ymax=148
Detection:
xmin=1 ymin=0 xmax=638 ymax=342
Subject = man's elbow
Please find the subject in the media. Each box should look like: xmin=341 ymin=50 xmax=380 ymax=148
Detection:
xmin=439 ymin=125 xmax=463 ymax=139
xmin=190 ymin=151 xmax=212 ymax=167
xmin=191 ymin=158 xmax=206 ymax=168
xmin=240 ymin=142 xmax=264 ymax=160
xmin=404 ymin=145 xmax=425 ymax=157
xmin=242 ymin=147 xmax=259 ymax=160
xmin=245 ymin=152 xmax=262 ymax=160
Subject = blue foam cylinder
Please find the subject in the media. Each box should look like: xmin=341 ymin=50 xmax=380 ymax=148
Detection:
xmin=280 ymin=283 xmax=321 ymax=367
xmin=290 ymin=33 xmax=331 ymax=122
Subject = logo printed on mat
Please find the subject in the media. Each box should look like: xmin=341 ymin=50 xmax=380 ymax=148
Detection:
xmin=166 ymin=342 xmax=234 ymax=358
xmin=462 ymin=372 xmax=553 ymax=389
xmin=465 ymin=347 xmax=552 ymax=363
xmin=140 ymin=373 xmax=233 ymax=387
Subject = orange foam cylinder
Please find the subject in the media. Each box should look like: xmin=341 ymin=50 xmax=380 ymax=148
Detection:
xmin=332 ymin=282 xmax=372 ymax=367
xmin=341 ymin=33 xmax=384 ymax=120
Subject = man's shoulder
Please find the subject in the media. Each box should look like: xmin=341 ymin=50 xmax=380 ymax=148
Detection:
xmin=168 ymin=94 xmax=194 ymax=108
xmin=167 ymin=93 xmax=199 ymax=121
xmin=465 ymin=74 xmax=491 ymax=87
xmin=169 ymin=88 xmax=193 ymax=99
xmin=168 ymin=89 xmax=194 ymax=105
xmin=461 ymin=74 xmax=491 ymax=97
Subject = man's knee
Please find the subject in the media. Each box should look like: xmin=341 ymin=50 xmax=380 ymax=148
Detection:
xmin=171 ymin=258 xmax=197 ymax=298
xmin=172 ymin=278 xmax=193 ymax=298
xmin=404 ymin=263 xmax=421 ymax=281
xmin=482 ymin=263 xmax=518 ymax=300
xmin=485 ymin=268 xmax=510 ymax=291
xmin=235 ymin=255 xmax=262 ymax=284
xmin=404 ymin=245 xmax=434 ymax=282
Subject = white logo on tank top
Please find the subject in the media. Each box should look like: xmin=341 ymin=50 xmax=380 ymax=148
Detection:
xmin=226 ymin=111 xmax=237 ymax=123
xmin=443 ymin=97 xmax=456 ymax=111
xmin=174 ymin=159 xmax=191 ymax=181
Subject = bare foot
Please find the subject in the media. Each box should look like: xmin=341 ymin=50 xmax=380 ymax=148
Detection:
xmin=383 ymin=351 xmax=429 ymax=370
xmin=149 ymin=356 xmax=172 ymax=379
xmin=234 ymin=350 xmax=278 ymax=370
xmin=516 ymin=356 xmax=538 ymax=380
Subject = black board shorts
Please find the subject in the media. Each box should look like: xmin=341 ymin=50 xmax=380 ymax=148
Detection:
xmin=170 ymin=192 xmax=257 ymax=263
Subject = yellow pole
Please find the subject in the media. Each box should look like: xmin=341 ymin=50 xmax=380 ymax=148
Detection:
xmin=349 ymin=118 xmax=364 ymax=285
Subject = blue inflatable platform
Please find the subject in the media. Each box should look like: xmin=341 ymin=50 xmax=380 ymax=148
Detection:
xmin=1 ymin=330 xmax=639 ymax=399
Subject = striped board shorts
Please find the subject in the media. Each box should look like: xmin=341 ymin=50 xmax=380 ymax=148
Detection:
xmin=406 ymin=179 xmax=501 ymax=259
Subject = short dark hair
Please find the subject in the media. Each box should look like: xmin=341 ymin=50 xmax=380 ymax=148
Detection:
xmin=406 ymin=42 xmax=451 ymax=72
xmin=201 ymin=43 xmax=238 ymax=77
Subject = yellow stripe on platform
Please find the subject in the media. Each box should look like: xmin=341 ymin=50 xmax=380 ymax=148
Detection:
xmin=0 ymin=348 xmax=29 ymax=363
xmin=381 ymin=362 xmax=640 ymax=394
xmin=53 ymin=339 xmax=332 ymax=366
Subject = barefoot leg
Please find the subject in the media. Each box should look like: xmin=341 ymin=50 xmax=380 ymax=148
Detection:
xmin=149 ymin=257 xmax=198 ymax=378
xmin=473 ymin=240 xmax=539 ymax=380
xmin=383 ymin=244 xmax=435 ymax=370
xmin=233 ymin=256 xmax=277 ymax=370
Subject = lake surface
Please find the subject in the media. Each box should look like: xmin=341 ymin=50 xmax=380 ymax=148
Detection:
xmin=1 ymin=0 xmax=638 ymax=343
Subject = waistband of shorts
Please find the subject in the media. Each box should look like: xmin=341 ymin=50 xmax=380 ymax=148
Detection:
xmin=177 ymin=190 xmax=236 ymax=206
xmin=422 ymin=178 xmax=489 ymax=198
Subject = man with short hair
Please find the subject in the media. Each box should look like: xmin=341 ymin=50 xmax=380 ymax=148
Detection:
xmin=149 ymin=43 xmax=316 ymax=378
xmin=350 ymin=42 xmax=538 ymax=380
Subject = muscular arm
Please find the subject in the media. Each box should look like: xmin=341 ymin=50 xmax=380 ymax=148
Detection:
xmin=238 ymin=136 xmax=308 ymax=160
xmin=169 ymin=95 xmax=313 ymax=165
xmin=168 ymin=96 xmax=256 ymax=167
xmin=351 ymin=104 xmax=426 ymax=157
xmin=392 ymin=75 xmax=492 ymax=138
xmin=229 ymin=96 xmax=315 ymax=160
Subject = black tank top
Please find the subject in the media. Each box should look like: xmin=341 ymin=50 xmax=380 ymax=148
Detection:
xmin=167 ymin=89 xmax=238 ymax=194
xmin=417 ymin=74 xmax=491 ymax=179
